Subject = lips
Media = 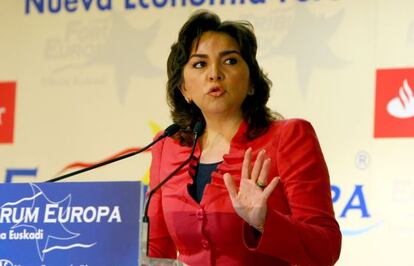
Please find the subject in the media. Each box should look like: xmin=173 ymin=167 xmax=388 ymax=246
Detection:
xmin=208 ymin=86 xmax=225 ymax=97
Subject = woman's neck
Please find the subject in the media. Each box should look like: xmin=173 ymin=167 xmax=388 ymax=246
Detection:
xmin=199 ymin=116 xmax=243 ymax=163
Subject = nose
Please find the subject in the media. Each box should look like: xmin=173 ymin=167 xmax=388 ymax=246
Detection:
xmin=208 ymin=64 xmax=223 ymax=81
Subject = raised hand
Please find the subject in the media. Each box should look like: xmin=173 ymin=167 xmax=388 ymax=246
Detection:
xmin=223 ymin=148 xmax=279 ymax=232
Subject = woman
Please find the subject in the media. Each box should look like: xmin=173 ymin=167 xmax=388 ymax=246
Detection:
xmin=148 ymin=10 xmax=341 ymax=266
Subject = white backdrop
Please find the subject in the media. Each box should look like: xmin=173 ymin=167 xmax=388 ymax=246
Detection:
xmin=1 ymin=1 xmax=414 ymax=265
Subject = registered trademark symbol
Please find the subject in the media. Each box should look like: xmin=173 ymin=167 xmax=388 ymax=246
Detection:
xmin=355 ymin=151 xmax=370 ymax=170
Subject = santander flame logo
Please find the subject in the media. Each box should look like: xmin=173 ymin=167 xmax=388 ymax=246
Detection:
xmin=0 ymin=81 xmax=16 ymax=143
xmin=374 ymin=68 xmax=414 ymax=138
xmin=387 ymin=79 xmax=414 ymax=118
xmin=0 ymin=107 xmax=5 ymax=125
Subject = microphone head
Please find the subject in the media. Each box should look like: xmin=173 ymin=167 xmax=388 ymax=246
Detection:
xmin=193 ymin=121 xmax=205 ymax=136
xmin=164 ymin=123 xmax=181 ymax=137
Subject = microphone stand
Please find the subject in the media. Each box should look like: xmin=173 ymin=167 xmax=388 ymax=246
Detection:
xmin=141 ymin=122 xmax=204 ymax=262
xmin=46 ymin=124 xmax=180 ymax=182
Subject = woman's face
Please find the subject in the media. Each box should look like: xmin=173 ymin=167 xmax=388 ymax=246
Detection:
xmin=181 ymin=31 xmax=250 ymax=120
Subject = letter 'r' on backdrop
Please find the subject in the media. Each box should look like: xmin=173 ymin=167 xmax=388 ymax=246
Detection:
xmin=1 ymin=1 xmax=414 ymax=265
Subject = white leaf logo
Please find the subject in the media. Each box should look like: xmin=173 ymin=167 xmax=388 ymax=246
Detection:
xmin=386 ymin=79 xmax=414 ymax=119
xmin=0 ymin=259 xmax=14 ymax=266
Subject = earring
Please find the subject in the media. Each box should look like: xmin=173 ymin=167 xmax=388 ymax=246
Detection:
xmin=185 ymin=97 xmax=192 ymax=104
xmin=247 ymin=87 xmax=255 ymax=96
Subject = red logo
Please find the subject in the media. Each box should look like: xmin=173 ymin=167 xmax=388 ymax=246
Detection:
xmin=374 ymin=68 xmax=414 ymax=138
xmin=0 ymin=82 xmax=16 ymax=144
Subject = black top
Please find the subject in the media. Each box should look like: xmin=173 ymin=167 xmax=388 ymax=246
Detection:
xmin=188 ymin=161 xmax=221 ymax=203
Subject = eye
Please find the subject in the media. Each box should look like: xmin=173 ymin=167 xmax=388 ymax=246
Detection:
xmin=192 ymin=61 xmax=206 ymax=69
xmin=224 ymin=58 xmax=238 ymax=65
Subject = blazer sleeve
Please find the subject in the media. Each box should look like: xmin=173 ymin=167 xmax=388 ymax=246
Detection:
xmin=243 ymin=119 xmax=342 ymax=266
xmin=147 ymin=133 xmax=177 ymax=259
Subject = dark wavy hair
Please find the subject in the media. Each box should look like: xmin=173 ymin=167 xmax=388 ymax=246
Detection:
xmin=167 ymin=10 xmax=279 ymax=146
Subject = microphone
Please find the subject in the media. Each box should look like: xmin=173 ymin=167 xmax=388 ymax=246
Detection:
xmin=141 ymin=121 xmax=205 ymax=257
xmin=46 ymin=123 xmax=180 ymax=182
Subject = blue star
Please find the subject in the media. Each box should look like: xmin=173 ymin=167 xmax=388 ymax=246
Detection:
xmin=52 ymin=13 xmax=163 ymax=105
xmin=248 ymin=6 xmax=348 ymax=96
xmin=86 ymin=13 xmax=163 ymax=103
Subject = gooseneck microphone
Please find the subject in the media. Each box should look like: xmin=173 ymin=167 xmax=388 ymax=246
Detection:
xmin=141 ymin=121 xmax=205 ymax=257
xmin=46 ymin=123 xmax=181 ymax=182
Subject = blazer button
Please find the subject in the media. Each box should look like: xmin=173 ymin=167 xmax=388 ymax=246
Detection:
xmin=196 ymin=208 xmax=205 ymax=220
xmin=201 ymin=239 xmax=209 ymax=249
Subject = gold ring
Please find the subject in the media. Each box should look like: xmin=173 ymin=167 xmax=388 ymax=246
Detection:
xmin=256 ymin=181 xmax=266 ymax=189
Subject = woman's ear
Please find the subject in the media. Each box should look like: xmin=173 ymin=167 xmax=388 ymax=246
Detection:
xmin=180 ymin=84 xmax=192 ymax=104
xmin=247 ymin=86 xmax=255 ymax=96
xmin=180 ymin=83 xmax=185 ymax=93
xmin=247 ymin=80 xmax=255 ymax=96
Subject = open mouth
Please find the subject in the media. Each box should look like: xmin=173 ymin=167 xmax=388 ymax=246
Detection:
xmin=208 ymin=86 xmax=225 ymax=97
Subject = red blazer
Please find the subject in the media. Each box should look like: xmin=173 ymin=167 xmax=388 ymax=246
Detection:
xmin=148 ymin=119 xmax=341 ymax=266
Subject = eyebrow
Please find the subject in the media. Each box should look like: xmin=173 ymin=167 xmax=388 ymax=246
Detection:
xmin=189 ymin=50 xmax=241 ymax=59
